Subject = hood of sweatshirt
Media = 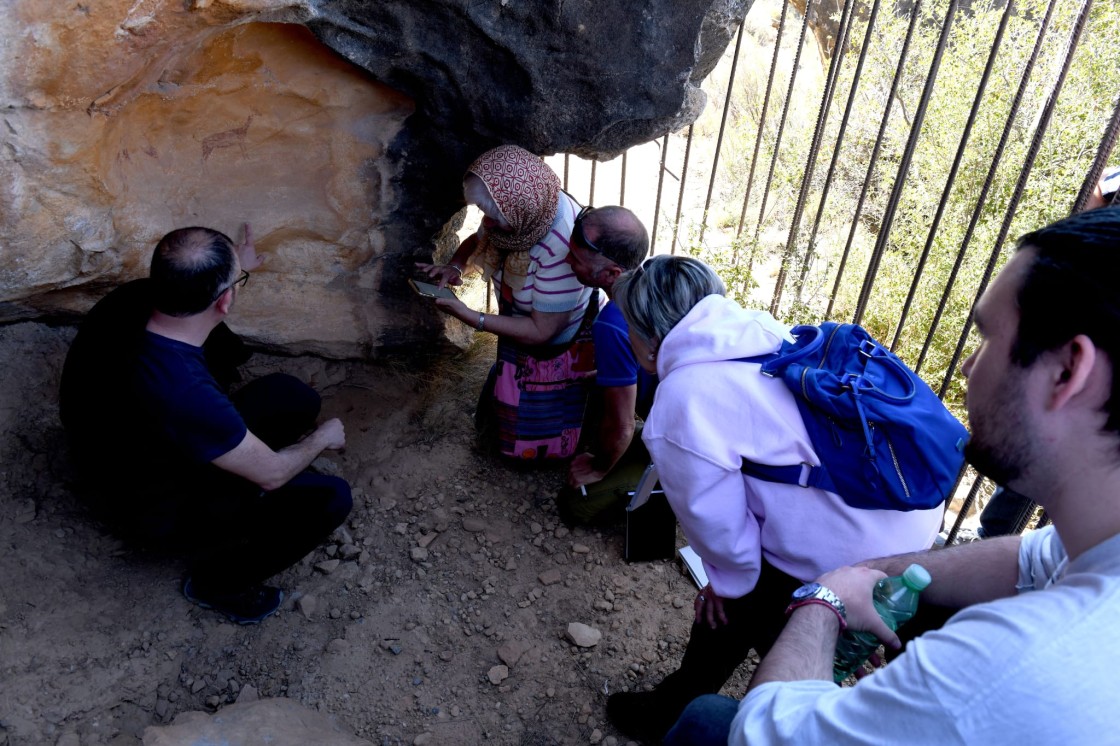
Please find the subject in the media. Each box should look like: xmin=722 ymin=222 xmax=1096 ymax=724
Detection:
xmin=656 ymin=294 xmax=793 ymax=379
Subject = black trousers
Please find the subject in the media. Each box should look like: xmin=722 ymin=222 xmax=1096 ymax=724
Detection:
xmin=655 ymin=561 xmax=804 ymax=713
xmin=105 ymin=374 xmax=352 ymax=595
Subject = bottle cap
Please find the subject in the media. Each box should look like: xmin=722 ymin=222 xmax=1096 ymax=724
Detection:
xmin=901 ymin=563 xmax=932 ymax=591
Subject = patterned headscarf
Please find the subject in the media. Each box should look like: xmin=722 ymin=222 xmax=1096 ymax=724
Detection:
xmin=466 ymin=145 xmax=561 ymax=286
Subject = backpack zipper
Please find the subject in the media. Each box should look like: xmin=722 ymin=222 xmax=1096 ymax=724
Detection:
xmin=821 ymin=324 xmax=842 ymax=365
xmin=884 ymin=432 xmax=911 ymax=499
xmin=801 ymin=325 xmax=844 ymax=399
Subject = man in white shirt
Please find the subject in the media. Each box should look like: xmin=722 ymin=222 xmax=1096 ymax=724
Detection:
xmin=665 ymin=206 xmax=1120 ymax=745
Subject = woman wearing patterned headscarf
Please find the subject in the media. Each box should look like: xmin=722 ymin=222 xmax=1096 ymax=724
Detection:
xmin=417 ymin=145 xmax=596 ymax=461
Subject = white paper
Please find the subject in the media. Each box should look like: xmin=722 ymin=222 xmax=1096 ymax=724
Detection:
xmin=626 ymin=463 xmax=660 ymax=511
xmin=677 ymin=545 xmax=709 ymax=589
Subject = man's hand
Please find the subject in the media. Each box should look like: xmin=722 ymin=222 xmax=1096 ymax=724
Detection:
xmin=694 ymin=584 xmax=730 ymax=629
xmin=568 ymin=453 xmax=608 ymax=488
xmin=415 ymin=262 xmax=465 ymax=289
xmin=237 ymin=223 xmax=265 ymax=272
xmin=816 ymin=566 xmax=900 ymax=651
xmin=316 ymin=418 xmax=346 ymax=450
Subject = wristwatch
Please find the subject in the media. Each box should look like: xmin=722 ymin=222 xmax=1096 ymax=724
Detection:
xmin=786 ymin=582 xmax=847 ymax=630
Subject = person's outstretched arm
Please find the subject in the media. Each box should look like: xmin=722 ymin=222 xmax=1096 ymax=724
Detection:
xmin=569 ymin=384 xmax=637 ymax=487
xmin=213 ymin=418 xmax=346 ymax=491
xmin=859 ymin=535 xmax=1022 ymax=609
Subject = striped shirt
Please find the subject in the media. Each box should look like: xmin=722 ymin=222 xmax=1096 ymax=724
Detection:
xmin=494 ymin=192 xmax=592 ymax=345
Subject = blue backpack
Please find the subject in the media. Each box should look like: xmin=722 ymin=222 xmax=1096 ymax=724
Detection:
xmin=740 ymin=322 xmax=969 ymax=511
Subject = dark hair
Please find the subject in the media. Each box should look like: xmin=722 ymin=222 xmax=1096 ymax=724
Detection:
xmin=149 ymin=227 xmax=236 ymax=317
xmin=580 ymin=206 xmax=649 ymax=271
xmin=1013 ymin=206 xmax=1120 ymax=434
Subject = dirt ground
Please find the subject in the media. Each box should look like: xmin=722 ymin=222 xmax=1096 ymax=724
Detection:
xmin=0 ymin=320 xmax=753 ymax=746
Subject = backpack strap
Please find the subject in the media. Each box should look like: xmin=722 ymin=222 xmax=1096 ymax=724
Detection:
xmin=734 ymin=348 xmax=838 ymax=494
xmin=740 ymin=459 xmax=838 ymax=493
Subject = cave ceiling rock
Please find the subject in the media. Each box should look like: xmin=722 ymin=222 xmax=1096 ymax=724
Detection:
xmin=0 ymin=0 xmax=752 ymax=356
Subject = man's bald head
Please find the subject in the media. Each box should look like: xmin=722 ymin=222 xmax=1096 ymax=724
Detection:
xmin=150 ymin=227 xmax=237 ymax=317
xmin=577 ymin=206 xmax=649 ymax=271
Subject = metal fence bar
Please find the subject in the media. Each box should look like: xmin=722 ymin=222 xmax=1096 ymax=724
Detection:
xmin=563 ymin=154 xmax=570 ymax=192
xmin=853 ymin=0 xmax=959 ymax=326
xmin=589 ymin=159 xmax=598 ymax=206
xmin=773 ymin=0 xmax=857 ymax=315
xmin=650 ymin=134 xmax=670 ymax=254
xmin=945 ymin=474 xmax=987 ymax=545
xmin=736 ymin=0 xmax=791 ymax=239
xmin=620 ymin=151 xmax=628 ymax=208
xmin=799 ymin=0 xmax=884 ymax=305
xmin=914 ymin=0 xmax=1060 ymax=375
xmin=751 ymin=0 xmax=814 ymax=248
xmin=1072 ymin=96 xmax=1120 ymax=214
xmin=937 ymin=0 xmax=1096 ymax=400
xmin=827 ymin=0 xmax=925 ymax=319
xmin=699 ymin=20 xmax=746 ymax=246
xmin=890 ymin=0 xmax=1017 ymax=352
xmin=670 ymin=124 xmax=695 ymax=255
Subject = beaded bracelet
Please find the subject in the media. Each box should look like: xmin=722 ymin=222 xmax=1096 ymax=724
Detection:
xmin=785 ymin=598 xmax=848 ymax=630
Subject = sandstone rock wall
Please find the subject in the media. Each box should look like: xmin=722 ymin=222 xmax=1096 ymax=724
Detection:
xmin=1 ymin=0 xmax=751 ymax=357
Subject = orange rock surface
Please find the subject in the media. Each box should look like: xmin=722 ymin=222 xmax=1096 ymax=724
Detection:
xmin=2 ymin=2 xmax=415 ymax=356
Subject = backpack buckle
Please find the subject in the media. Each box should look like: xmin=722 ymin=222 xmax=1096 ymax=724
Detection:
xmin=798 ymin=462 xmax=814 ymax=487
xmin=858 ymin=339 xmax=879 ymax=358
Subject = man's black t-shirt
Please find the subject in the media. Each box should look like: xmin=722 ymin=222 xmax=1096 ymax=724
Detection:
xmin=135 ymin=332 xmax=247 ymax=464
xmin=60 ymin=279 xmax=249 ymax=494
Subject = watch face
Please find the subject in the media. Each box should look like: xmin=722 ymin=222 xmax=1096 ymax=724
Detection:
xmin=792 ymin=582 xmax=822 ymax=601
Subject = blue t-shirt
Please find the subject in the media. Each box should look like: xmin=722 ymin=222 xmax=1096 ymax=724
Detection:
xmin=134 ymin=332 xmax=248 ymax=464
xmin=592 ymin=301 xmax=657 ymax=417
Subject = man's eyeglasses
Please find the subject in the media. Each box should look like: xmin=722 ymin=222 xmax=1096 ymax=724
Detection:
xmin=573 ymin=205 xmax=605 ymax=256
xmin=216 ymin=270 xmax=250 ymax=300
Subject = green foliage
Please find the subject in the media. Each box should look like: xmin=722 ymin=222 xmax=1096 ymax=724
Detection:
xmin=686 ymin=0 xmax=1120 ymax=417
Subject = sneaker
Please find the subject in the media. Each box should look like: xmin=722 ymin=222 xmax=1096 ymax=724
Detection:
xmin=606 ymin=689 xmax=682 ymax=745
xmin=182 ymin=577 xmax=284 ymax=625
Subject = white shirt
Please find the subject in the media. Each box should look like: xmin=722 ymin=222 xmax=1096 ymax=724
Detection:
xmin=731 ymin=525 xmax=1120 ymax=745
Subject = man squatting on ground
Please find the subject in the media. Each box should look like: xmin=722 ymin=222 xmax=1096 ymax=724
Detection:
xmin=561 ymin=206 xmax=656 ymax=518
xmin=61 ymin=226 xmax=352 ymax=624
xmin=665 ymin=206 xmax=1120 ymax=744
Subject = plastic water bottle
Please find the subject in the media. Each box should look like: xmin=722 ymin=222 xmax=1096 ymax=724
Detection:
xmin=832 ymin=563 xmax=931 ymax=683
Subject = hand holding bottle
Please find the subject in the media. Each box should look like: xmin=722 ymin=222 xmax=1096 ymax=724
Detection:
xmin=831 ymin=564 xmax=931 ymax=683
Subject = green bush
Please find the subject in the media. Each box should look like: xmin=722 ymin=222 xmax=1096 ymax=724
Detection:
xmin=683 ymin=0 xmax=1119 ymax=418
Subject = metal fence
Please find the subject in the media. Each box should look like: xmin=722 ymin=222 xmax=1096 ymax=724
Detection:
xmin=546 ymin=0 xmax=1120 ymax=542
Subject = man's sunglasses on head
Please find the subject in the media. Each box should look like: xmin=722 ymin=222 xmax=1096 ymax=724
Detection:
xmin=573 ymin=206 xmax=605 ymax=255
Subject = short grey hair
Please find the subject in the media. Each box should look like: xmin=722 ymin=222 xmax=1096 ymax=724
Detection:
xmin=613 ymin=255 xmax=726 ymax=345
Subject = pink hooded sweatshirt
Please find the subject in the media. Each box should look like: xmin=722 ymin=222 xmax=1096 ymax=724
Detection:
xmin=643 ymin=295 xmax=942 ymax=598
